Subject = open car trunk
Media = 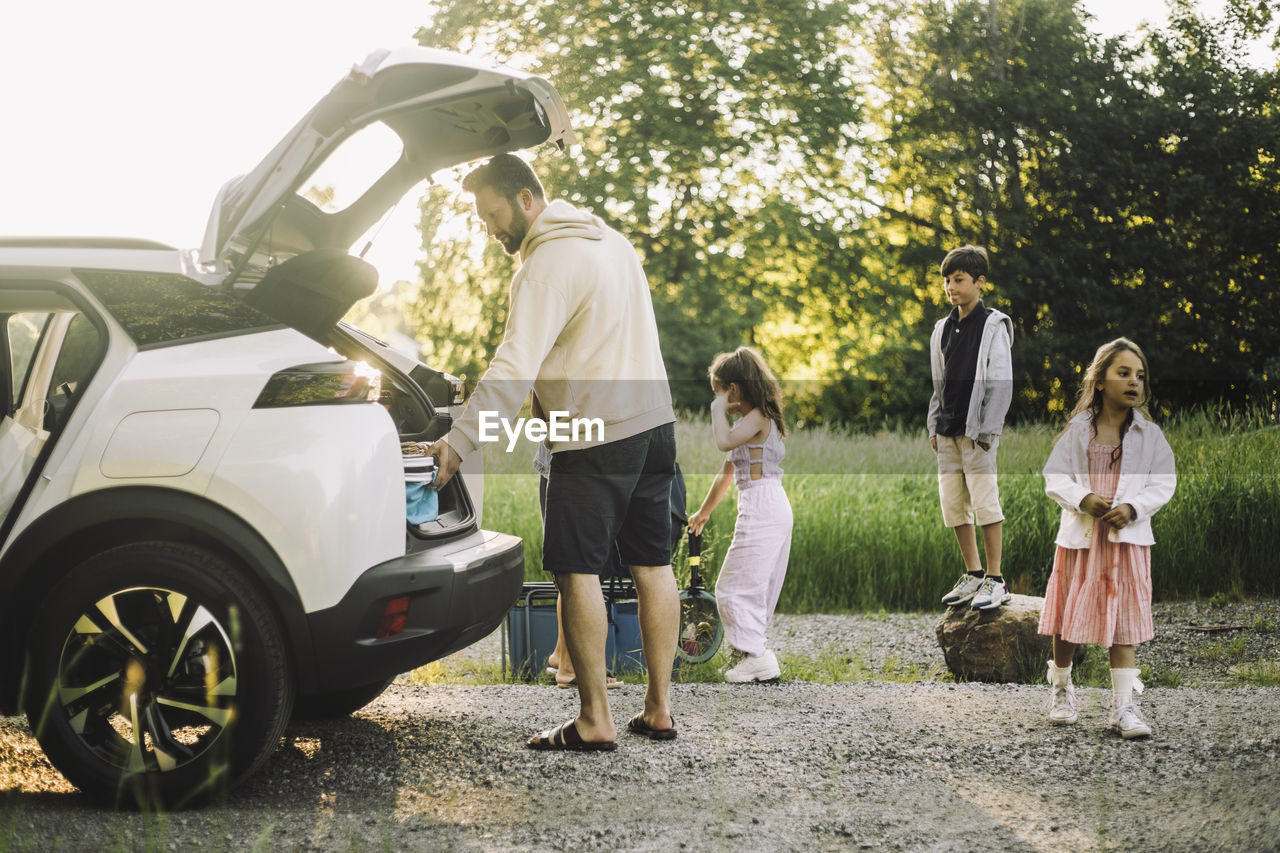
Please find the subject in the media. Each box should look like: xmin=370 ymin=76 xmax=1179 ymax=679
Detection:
xmin=202 ymin=47 xmax=574 ymax=292
xmin=199 ymin=47 xmax=575 ymax=548
xmin=326 ymin=324 xmax=477 ymax=548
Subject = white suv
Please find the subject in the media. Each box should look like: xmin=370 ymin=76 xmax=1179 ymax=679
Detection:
xmin=0 ymin=47 xmax=574 ymax=808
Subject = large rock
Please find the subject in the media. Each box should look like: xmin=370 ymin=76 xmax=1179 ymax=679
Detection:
xmin=935 ymin=593 xmax=1080 ymax=683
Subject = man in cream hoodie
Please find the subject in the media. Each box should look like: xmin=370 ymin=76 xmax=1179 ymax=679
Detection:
xmin=426 ymin=154 xmax=679 ymax=751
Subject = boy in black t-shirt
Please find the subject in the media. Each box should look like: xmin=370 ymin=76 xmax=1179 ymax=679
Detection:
xmin=926 ymin=245 xmax=1014 ymax=610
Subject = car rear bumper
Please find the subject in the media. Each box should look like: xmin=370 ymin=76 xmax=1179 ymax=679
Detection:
xmin=301 ymin=529 xmax=524 ymax=692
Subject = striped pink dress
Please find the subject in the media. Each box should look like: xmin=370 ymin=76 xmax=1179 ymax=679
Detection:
xmin=1038 ymin=440 xmax=1154 ymax=647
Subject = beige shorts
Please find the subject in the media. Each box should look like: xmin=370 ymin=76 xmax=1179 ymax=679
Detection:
xmin=935 ymin=435 xmax=1003 ymax=528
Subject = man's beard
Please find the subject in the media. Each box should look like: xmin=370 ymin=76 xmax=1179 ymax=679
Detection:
xmin=499 ymin=203 xmax=532 ymax=255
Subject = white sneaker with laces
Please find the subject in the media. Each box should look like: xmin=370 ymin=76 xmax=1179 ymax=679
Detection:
xmin=724 ymin=649 xmax=781 ymax=683
xmin=1049 ymin=684 xmax=1078 ymax=724
xmin=1110 ymin=703 xmax=1152 ymax=739
xmin=970 ymin=576 xmax=1010 ymax=610
xmin=1108 ymin=667 xmax=1150 ymax=738
xmin=941 ymin=573 xmax=985 ymax=606
xmin=1047 ymin=661 xmax=1078 ymax=725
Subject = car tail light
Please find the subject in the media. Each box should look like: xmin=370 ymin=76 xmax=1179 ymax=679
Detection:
xmin=253 ymin=360 xmax=381 ymax=408
xmin=375 ymin=596 xmax=410 ymax=638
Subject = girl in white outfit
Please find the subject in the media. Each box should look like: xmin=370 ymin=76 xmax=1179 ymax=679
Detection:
xmin=688 ymin=347 xmax=793 ymax=683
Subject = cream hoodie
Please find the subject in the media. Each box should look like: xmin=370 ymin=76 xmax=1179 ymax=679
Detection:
xmin=447 ymin=200 xmax=675 ymax=457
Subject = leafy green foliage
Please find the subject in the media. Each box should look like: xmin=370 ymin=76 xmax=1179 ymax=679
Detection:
xmin=852 ymin=0 xmax=1280 ymax=422
xmin=398 ymin=0 xmax=1280 ymax=426
xmin=410 ymin=0 xmax=866 ymax=410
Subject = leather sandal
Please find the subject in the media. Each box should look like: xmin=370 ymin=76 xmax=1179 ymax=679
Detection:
xmin=527 ymin=720 xmax=617 ymax=752
xmin=626 ymin=713 xmax=678 ymax=741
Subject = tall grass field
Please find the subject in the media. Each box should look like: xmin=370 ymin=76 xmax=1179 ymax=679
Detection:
xmin=477 ymin=412 xmax=1280 ymax=613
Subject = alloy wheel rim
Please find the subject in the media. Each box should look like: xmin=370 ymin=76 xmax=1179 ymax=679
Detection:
xmin=53 ymin=586 xmax=239 ymax=773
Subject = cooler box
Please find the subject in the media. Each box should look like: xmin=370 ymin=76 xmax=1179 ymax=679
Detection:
xmin=502 ymin=581 xmax=656 ymax=680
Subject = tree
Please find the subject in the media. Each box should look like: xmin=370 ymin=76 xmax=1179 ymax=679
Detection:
xmin=1131 ymin=0 xmax=1280 ymax=412
xmin=401 ymin=0 xmax=1280 ymax=426
xmin=861 ymin=0 xmax=1146 ymax=421
xmin=862 ymin=0 xmax=1280 ymax=420
xmin=406 ymin=0 xmax=866 ymax=412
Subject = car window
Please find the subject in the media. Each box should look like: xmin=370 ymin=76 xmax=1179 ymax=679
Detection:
xmin=300 ymin=122 xmax=404 ymax=214
xmin=6 ymin=313 xmax=48 ymax=414
xmin=48 ymin=314 xmax=100 ymax=398
xmin=76 ymin=270 xmax=279 ymax=347
xmin=2 ymin=309 xmax=98 ymax=525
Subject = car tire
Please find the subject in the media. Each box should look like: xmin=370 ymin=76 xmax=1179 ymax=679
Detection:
xmin=23 ymin=541 xmax=294 ymax=809
xmin=292 ymin=677 xmax=394 ymax=720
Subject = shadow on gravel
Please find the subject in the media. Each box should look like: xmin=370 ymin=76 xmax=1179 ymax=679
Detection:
xmin=0 ymin=710 xmax=496 ymax=851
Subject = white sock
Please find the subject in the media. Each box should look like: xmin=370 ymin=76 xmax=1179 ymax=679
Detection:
xmin=1110 ymin=667 xmax=1143 ymax=707
xmin=1048 ymin=660 xmax=1073 ymax=688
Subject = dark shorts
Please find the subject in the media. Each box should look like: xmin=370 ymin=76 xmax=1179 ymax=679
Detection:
xmin=543 ymin=422 xmax=677 ymax=575
xmin=539 ymin=474 xmax=626 ymax=578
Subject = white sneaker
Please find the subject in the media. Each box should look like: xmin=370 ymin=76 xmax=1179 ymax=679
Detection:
xmin=1048 ymin=684 xmax=1078 ymax=725
xmin=971 ymin=577 xmax=1010 ymax=610
xmin=724 ymin=649 xmax=781 ymax=683
xmin=1046 ymin=661 xmax=1078 ymax=725
xmin=1110 ymin=703 xmax=1152 ymax=739
xmin=941 ymin=573 xmax=984 ymax=605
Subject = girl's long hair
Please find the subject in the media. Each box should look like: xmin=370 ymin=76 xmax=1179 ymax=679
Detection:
xmin=1067 ymin=337 xmax=1152 ymax=437
xmin=709 ymin=346 xmax=787 ymax=437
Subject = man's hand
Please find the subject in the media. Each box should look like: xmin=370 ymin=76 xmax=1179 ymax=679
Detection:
xmin=423 ymin=439 xmax=462 ymax=488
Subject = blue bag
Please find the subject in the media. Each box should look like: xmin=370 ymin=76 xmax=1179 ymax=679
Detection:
xmin=406 ymin=482 xmax=439 ymax=524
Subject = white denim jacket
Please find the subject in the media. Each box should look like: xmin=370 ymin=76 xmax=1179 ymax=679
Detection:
xmin=1043 ymin=410 xmax=1176 ymax=548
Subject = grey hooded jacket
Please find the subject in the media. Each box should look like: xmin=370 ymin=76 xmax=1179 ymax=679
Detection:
xmin=926 ymin=308 xmax=1014 ymax=445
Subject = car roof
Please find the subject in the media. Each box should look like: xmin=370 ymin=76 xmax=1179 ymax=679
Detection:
xmin=0 ymin=237 xmax=176 ymax=251
xmin=0 ymin=241 xmax=192 ymax=276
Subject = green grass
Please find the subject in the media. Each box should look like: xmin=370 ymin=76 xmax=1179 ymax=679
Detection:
xmin=1230 ymin=660 xmax=1280 ymax=687
xmin=412 ymin=644 xmax=1257 ymax=687
xmin=478 ymin=410 xmax=1280 ymax=613
xmin=402 ymin=658 xmax=507 ymax=686
xmin=779 ymin=651 xmax=951 ymax=684
xmin=1142 ymin=662 xmax=1185 ymax=689
xmin=1201 ymin=634 xmax=1250 ymax=662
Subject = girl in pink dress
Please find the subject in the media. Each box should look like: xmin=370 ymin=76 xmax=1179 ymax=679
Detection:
xmin=1039 ymin=338 xmax=1176 ymax=738
xmin=688 ymin=347 xmax=793 ymax=684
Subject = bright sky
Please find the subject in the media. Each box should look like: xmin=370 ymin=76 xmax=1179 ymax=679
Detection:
xmin=0 ymin=0 xmax=433 ymax=284
xmin=0 ymin=0 xmax=1264 ymax=286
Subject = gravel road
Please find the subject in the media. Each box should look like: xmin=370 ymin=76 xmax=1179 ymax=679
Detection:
xmin=2 ymin=601 xmax=1277 ymax=852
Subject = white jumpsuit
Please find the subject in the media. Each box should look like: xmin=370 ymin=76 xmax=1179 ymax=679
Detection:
xmin=714 ymin=421 xmax=793 ymax=657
